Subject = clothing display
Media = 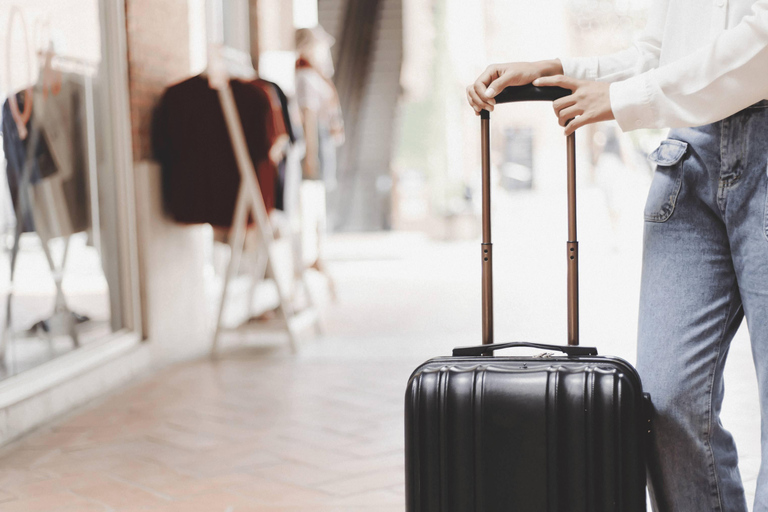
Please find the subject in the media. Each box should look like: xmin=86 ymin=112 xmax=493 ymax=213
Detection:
xmin=2 ymin=93 xmax=48 ymax=232
xmin=561 ymin=0 xmax=768 ymax=130
xmin=295 ymin=58 xmax=344 ymax=188
xmin=251 ymin=79 xmax=289 ymax=211
xmin=1 ymin=74 xmax=91 ymax=237
xmin=268 ymin=79 xmax=301 ymax=144
xmin=251 ymin=79 xmax=288 ymax=145
xmin=258 ymin=79 xmax=304 ymax=212
xmin=153 ymin=75 xmax=286 ymax=226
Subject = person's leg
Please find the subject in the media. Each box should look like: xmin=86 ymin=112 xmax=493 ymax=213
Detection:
xmin=721 ymin=103 xmax=768 ymax=512
xmin=637 ymin=122 xmax=748 ymax=512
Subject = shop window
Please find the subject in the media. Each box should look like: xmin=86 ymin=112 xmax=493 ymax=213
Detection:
xmin=0 ymin=1 xmax=137 ymax=378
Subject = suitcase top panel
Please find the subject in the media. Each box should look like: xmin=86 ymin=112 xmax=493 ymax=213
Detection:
xmin=408 ymin=354 xmax=644 ymax=400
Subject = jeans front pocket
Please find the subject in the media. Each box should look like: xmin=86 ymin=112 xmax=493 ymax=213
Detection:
xmin=644 ymin=139 xmax=687 ymax=223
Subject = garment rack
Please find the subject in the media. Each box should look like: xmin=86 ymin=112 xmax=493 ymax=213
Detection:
xmin=208 ymin=46 xmax=321 ymax=354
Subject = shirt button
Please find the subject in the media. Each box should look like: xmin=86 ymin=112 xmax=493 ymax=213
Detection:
xmin=716 ymin=0 xmax=725 ymax=6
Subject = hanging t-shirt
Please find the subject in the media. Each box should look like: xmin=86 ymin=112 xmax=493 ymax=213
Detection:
xmin=2 ymin=75 xmax=90 ymax=237
xmin=152 ymin=75 xmax=282 ymax=226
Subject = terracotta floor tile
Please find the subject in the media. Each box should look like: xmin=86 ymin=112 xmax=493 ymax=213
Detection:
xmin=154 ymin=473 xmax=255 ymax=498
xmin=120 ymin=491 xmax=258 ymax=512
xmin=228 ymin=479 xmax=334 ymax=506
xmin=325 ymin=488 xmax=404 ymax=506
xmin=177 ymin=445 xmax=282 ymax=478
xmin=0 ymin=491 xmax=107 ymax=512
xmin=314 ymin=468 xmax=404 ymax=497
xmin=250 ymin=461 xmax=345 ymax=486
xmin=0 ymin=468 xmax=52 ymax=492
xmin=7 ymin=472 xmax=105 ymax=499
xmin=325 ymin=452 xmax=404 ymax=476
xmin=69 ymin=475 xmax=171 ymax=509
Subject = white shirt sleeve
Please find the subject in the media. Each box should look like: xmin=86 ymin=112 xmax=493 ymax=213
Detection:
xmin=610 ymin=0 xmax=768 ymax=130
xmin=561 ymin=0 xmax=669 ymax=82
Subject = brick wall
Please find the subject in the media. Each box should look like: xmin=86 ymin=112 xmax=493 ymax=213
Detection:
xmin=125 ymin=0 xmax=191 ymax=161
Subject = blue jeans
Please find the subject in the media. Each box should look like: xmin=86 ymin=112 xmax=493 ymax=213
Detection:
xmin=637 ymin=100 xmax=768 ymax=512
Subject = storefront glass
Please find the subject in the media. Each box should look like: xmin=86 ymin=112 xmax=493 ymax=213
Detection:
xmin=0 ymin=0 xmax=129 ymax=377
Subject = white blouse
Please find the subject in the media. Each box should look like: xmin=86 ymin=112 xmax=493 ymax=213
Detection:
xmin=561 ymin=0 xmax=768 ymax=131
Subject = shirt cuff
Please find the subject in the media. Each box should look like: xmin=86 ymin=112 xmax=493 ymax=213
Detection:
xmin=560 ymin=56 xmax=599 ymax=80
xmin=609 ymin=72 xmax=657 ymax=131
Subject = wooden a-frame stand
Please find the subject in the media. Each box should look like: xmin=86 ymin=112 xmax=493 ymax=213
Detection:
xmin=209 ymin=71 xmax=321 ymax=355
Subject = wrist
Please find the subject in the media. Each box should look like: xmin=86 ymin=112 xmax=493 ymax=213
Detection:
xmin=535 ymin=59 xmax=564 ymax=78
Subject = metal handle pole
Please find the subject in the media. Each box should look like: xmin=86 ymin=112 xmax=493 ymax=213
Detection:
xmin=480 ymin=113 xmax=579 ymax=347
xmin=481 ymin=110 xmax=493 ymax=345
xmin=566 ymin=133 xmax=579 ymax=346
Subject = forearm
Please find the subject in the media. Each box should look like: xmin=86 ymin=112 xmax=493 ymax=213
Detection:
xmin=561 ymin=0 xmax=667 ymax=82
xmin=536 ymin=59 xmax=564 ymax=78
xmin=611 ymin=0 xmax=768 ymax=130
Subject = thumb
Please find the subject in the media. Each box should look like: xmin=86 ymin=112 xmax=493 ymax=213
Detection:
xmin=486 ymin=72 xmax=517 ymax=99
xmin=532 ymin=75 xmax=576 ymax=89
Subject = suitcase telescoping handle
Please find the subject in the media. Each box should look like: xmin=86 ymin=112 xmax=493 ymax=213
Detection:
xmin=480 ymin=84 xmax=579 ymax=346
xmin=453 ymin=341 xmax=597 ymax=357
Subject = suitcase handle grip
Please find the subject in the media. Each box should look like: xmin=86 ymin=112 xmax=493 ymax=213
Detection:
xmin=492 ymin=84 xmax=571 ymax=104
xmin=453 ymin=342 xmax=597 ymax=358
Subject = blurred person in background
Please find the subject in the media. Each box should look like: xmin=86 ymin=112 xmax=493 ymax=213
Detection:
xmin=467 ymin=1 xmax=768 ymax=511
xmin=295 ymin=26 xmax=345 ymax=190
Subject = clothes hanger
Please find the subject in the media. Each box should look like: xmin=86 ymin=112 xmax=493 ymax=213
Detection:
xmin=206 ymin=44 xmax=257 ymax=87
xmin=39 ymin=43 xmax=63 ymax=99
xmin=5 ymin=6 xmax=34 ymax=140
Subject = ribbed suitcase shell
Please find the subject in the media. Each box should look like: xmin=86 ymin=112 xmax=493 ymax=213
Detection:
xmin=405 ymin=355 xmax=649 ymax=512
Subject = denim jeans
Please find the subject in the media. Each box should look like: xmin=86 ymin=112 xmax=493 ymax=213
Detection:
xmin=637 ymin=100 xmax=768 ymax=512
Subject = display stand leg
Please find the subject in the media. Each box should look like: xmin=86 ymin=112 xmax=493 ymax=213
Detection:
xmin=245 ymin=230 xmax=268 ymax=319
xmin=211 ymin=185 xmax=250 ymax=355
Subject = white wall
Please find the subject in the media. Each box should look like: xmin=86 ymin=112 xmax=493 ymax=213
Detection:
xmin=134 ymin=161 xmax=213 ymax=365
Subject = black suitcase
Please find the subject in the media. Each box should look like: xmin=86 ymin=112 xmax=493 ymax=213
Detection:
xmin=405 ymin=85 xmax=651 ymax=512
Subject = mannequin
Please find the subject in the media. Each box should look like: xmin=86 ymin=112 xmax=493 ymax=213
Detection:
xmin=294 ymin=26 xmax=344 ymax=188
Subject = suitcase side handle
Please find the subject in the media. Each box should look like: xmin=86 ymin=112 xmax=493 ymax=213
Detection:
xmin=493 ymin=84 xmax=571 ymax=104
xmin=452 ymin=342 xmax=597 ymax=358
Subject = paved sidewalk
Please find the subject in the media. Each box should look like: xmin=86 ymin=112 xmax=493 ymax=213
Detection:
xmin=0 ymin=182 xmax=759 ymax=510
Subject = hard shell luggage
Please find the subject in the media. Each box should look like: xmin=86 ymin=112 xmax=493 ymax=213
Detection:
xmin=405 ymin=85 xmax=651 ymax=512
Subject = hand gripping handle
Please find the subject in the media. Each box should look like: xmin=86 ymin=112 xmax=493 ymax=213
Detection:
xmin=453 ymin=342 xmax=597 ymax=358
xmin=492 ymin=84 xmax=571 ymax=104
xmin=480 ymin=85 xmax=579 ymax=347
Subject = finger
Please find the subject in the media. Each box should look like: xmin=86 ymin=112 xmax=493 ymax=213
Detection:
xmin=469 ymin=85 xmax=494 ymax=112
xmin=564 ymin=114 xmax=588 ymax=136
xmin=466 ymin=86 xmax=483 ymax=112
xmin=486 ymin=71 xmax=518 ymax=99
xmin=474 ymin=82 xmax=496 ymax=106
xmin=553 ymin=95 xmax=577 ymax=113
xmin=466 ymin=87 xmax=479 ymax=111
xmin=533 ymin=75 xmax=577 ymax=91
xmin=558 ymin=105 xmax=582 ymax=127
xmin=467 ymin=89 xmax=487 ymax=115
xmin=473 ymin=66 xmax=498 ymax=99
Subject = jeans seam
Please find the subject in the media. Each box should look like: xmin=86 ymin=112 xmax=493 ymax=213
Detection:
xmin=705 ymin=284 xmax=736 ymax=512
xmin=763 ymin=161 xmax=768 ymax=243
xmin=718 ymin=119 xmax=729 ymax=214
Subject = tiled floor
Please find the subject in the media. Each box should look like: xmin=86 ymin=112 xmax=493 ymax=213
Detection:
xmin=0 ymin=176 xmax=760 ymax=510
xmin=0 ymin=352 xmax=412 ymax=511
